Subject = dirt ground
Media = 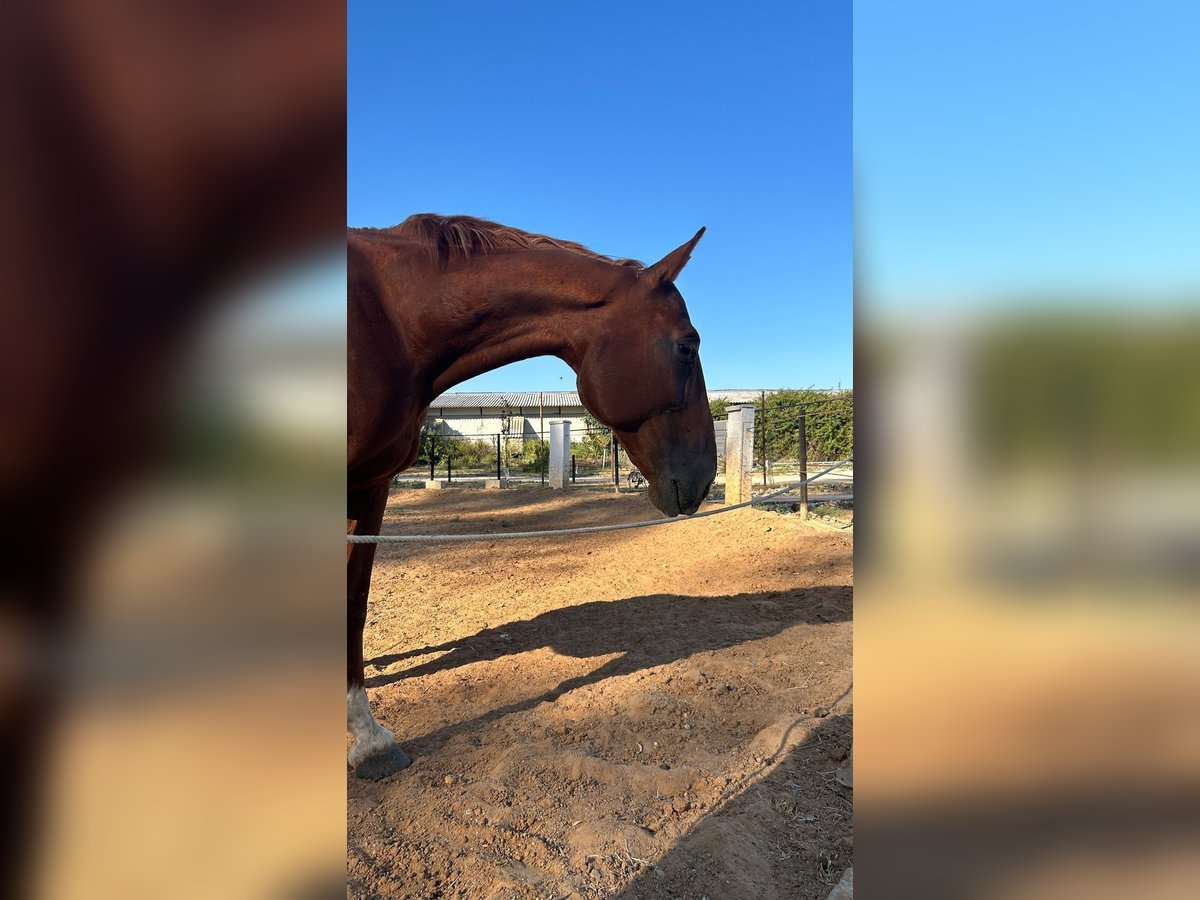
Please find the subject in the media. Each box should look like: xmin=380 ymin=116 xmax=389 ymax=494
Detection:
xmin=348 ymin=486 xmax=853 ymax=899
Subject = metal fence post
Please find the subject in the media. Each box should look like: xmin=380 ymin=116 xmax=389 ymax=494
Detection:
xmin=761 ymin=390 xmax=768 ymax=487
xmin=798 ymin=406 xmax=809 ymax=519
xmin=611 ymin=431 xmax=619 ymax=493
xmin=571 ymin=454 xmax=576 ymax=483
xmin=496 ymin=434 xmax=501 ymax=481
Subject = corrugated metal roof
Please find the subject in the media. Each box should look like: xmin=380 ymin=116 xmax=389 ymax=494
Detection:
xmin=710 ymin=390 xmax=768 ymax=404
xmin=427 ymin=391 xmax=580 ymax=409
xmin=427 ymin=389 xmax=802 ymax=409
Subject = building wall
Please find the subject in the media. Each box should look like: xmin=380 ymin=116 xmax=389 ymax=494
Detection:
xmin=427 ymin=406 xmax=729 ymax=453
xmin=425 ymin=408 xmax=593 ymax=441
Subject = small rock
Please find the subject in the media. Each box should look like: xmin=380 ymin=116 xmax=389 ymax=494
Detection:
xmin=827 ymin=868 xmax=854 ymax=900
xmin=659 ymin=763 xmax=671 ymax=770
xmin=444 ymin=775 xmax=458 ymax=786
xmin=682 ymin=723 xmax=692 ymax=731
xmin=672 ymin=797 xmax=688 ymax=812
xmin=835 ymin=763 xmax=853 ymax=789
xmin=813 ymin=706 xmax=829 ymax=718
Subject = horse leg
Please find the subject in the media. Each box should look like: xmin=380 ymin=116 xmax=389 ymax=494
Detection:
xmin=347 ymin=484 xmax=411 ymax=779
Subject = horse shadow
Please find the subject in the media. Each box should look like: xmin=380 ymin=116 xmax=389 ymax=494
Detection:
xmin=364 ymin=585 xmax=850 ymax=758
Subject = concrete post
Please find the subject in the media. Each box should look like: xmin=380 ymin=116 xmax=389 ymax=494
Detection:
xmin=724 ymin=404 xmax=756 ymax=505
xmin=549 ymin=421 xmax=570 ymax=489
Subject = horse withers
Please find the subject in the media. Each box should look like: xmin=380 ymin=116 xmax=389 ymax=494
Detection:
xmin=347 ymin=215 xmax=716 ymax=778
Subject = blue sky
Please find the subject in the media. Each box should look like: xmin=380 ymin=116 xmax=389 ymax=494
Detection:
xmin=855 ymin=1 xmax=1200 ymax=308
xmin=348 ymin=1 xmax=852 ymax=392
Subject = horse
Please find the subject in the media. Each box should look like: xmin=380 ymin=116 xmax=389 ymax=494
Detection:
xmin=347 ymin=214 xmax=717 ymax=778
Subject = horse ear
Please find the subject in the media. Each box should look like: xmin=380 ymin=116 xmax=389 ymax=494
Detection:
xmin=644 ymin=227 xmax=706 ymax=284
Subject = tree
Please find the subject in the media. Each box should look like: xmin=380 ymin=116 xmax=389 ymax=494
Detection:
xmin=578 ymin=410 xmax=612 ymax=461
xmin=414 ymin=420 xmax=444 ymax=468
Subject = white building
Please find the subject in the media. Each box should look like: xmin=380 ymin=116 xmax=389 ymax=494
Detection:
xmin=423 ymin=391 xmax=587 ymax=441
xmin=424 ymin=389 xmax=769 ymax=442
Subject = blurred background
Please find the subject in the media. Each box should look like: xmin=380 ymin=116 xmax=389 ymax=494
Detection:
xmin=855 ymin=2 xmax=1200 ymax=897
xmin=33 ymin=257 xmax=348 ymax=900
xmin=1 ymin=1 xmax=345 ymax=897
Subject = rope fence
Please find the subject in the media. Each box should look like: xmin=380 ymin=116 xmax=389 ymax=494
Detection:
xmin=347 ymin=458 xmax=852 ymax=544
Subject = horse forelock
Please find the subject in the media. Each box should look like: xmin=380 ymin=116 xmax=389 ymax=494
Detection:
xmin=377 ymin=214 xmax=644 ymax=269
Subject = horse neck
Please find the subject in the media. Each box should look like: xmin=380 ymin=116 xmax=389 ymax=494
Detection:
xmin=423 ymin=251 xmax=628 ymax=395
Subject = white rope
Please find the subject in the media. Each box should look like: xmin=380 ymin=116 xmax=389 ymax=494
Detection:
xmin=347 ymin=458 xmax=852 ymax=544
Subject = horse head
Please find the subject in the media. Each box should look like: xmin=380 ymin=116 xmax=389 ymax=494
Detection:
xmin=575 ymin=228 xmax=717 ymax=516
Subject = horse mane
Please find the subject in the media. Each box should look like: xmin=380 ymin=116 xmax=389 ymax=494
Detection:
xmin=370 ymin=214 xmax=644 ymax=269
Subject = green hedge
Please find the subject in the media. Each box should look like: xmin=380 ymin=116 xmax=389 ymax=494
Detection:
xmin=719 ymin=390 xmax=853 ymax=463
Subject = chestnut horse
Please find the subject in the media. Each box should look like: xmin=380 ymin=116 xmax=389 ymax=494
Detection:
xmin=348 ymin=214 xmax=717 ymax=778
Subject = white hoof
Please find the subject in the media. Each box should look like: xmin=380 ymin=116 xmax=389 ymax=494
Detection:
xmin=347 ymin=686 xmax=411 ymax=778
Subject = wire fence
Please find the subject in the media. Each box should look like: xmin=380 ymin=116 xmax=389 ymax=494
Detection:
xmin=353 ymin=402 xmax=857 ymax=544
xmin=408 ymin=392 xmax=853 ymax=493
xmin=401 ymin=426 xmax=641 ymax=487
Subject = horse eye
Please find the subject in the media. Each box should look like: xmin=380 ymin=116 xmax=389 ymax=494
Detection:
xmin=677 ymin=343 xmax=698 ymax=363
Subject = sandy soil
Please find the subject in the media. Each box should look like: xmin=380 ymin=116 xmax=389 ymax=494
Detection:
xmin=348 ymin=486 xmax=853 ymax=899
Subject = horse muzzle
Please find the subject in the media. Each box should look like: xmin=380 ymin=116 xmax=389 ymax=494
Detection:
xmin=649 ymin=474 xmax=713 ymax=518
